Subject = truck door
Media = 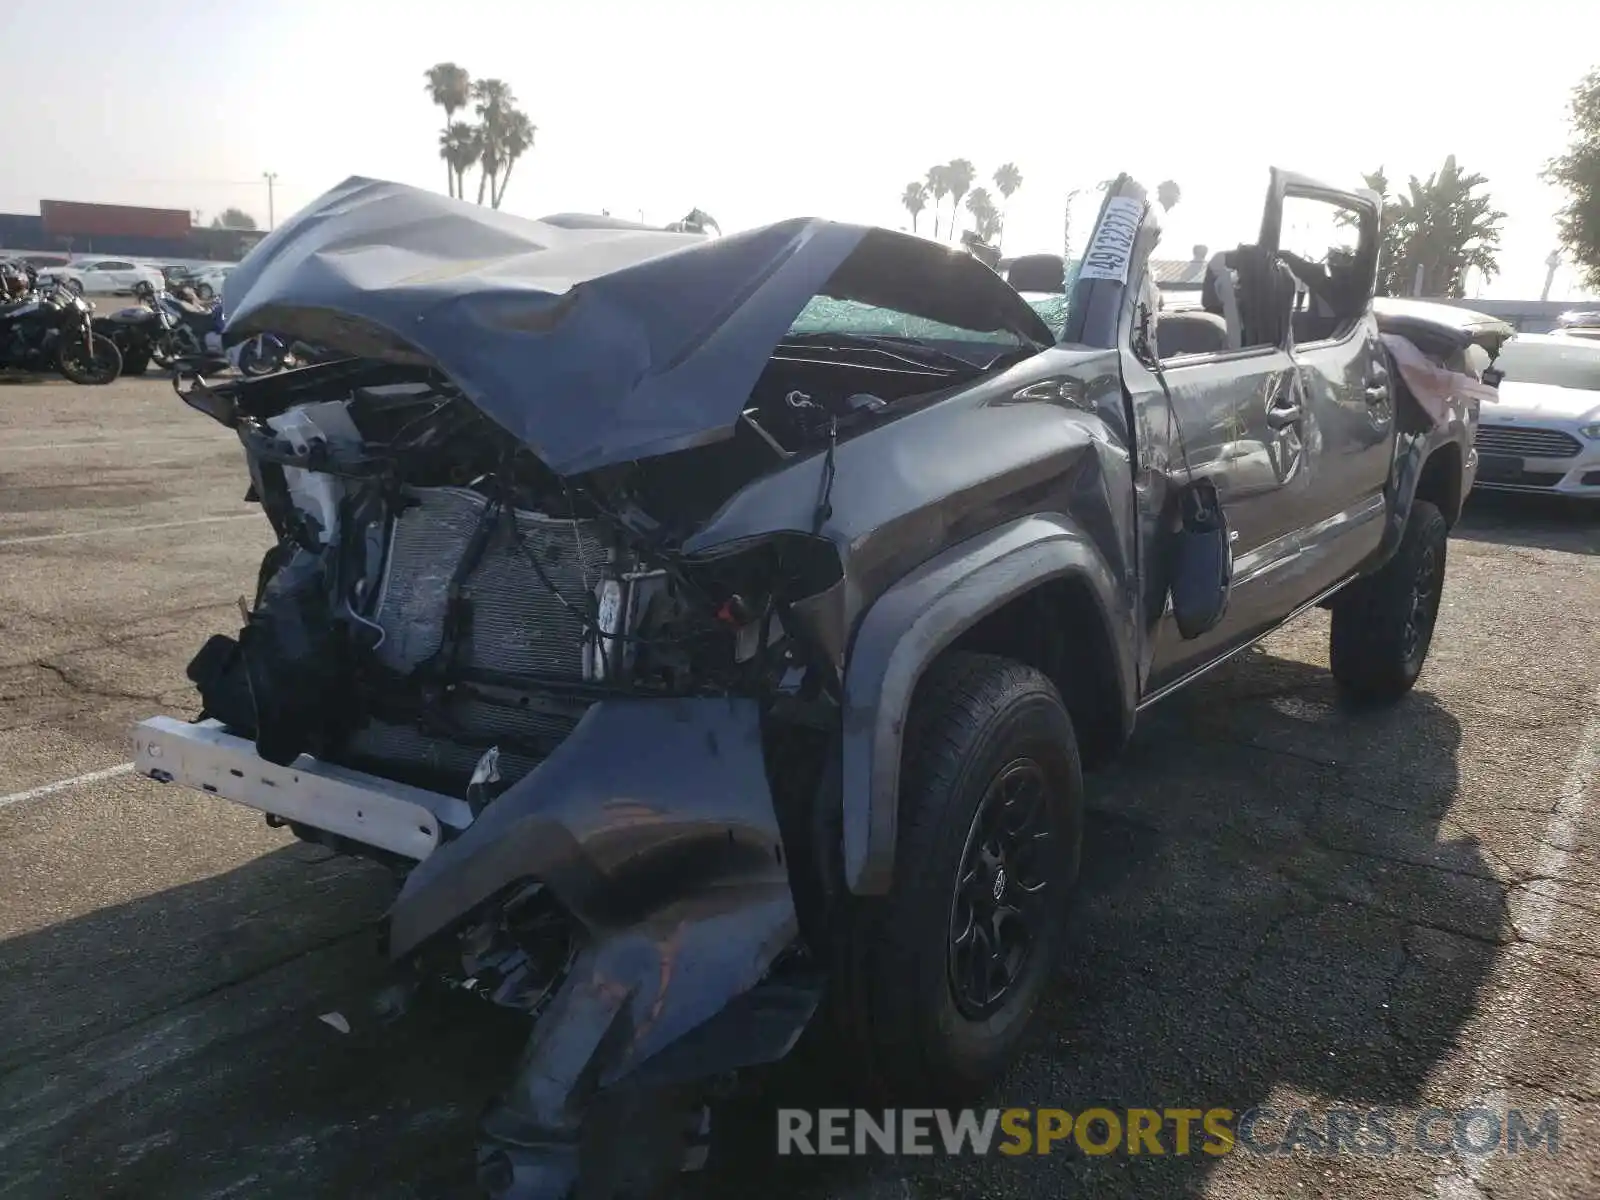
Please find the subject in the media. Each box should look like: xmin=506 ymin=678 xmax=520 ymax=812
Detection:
xmin=1258 ymin=169 xmax=1392 ymax=594
xmin=1127 ymin=246 xmax=1318 ymax=693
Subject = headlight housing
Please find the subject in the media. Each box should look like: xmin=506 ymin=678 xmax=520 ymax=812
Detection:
xmin=1579 ymin=422 xmax=1600 ymax=440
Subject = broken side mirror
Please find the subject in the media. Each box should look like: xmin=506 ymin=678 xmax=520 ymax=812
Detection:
xmin=1169 ymin=477 xmax=1232 ymax=639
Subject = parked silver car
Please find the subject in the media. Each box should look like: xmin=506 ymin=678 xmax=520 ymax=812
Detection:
xmin=1473 ymin=332 xmax=1600 ymax=498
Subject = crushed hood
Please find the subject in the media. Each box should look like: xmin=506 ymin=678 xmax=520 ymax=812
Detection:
xmin=220 ymin=177 xmax=1052 ymax=475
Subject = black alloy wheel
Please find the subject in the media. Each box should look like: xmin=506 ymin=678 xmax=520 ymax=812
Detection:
xmin=947 ymin=757 xmax=1054 ymax=1019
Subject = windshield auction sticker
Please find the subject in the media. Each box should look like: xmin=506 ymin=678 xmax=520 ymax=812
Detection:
xmin=1078 ymin=197 xmax=1145 ymax=285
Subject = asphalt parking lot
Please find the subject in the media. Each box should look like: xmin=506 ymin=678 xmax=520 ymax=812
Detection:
xmin=1 ymin=374 xmax=1597 ymax=1200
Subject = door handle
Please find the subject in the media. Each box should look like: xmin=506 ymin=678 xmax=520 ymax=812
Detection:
xmin=1267 ymin=404 xmax=1303 ymax=428
xmin=1364 ymin=384 xmax=1389 ymax=404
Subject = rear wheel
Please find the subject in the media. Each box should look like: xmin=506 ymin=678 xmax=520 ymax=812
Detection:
xmin=1329 ymin=499 xmax=1448 ymax=702
xmin=834 ymin=652 xmax=1083 ymax=1101
xmin=58 ymin=332 xmax=122 ymax=385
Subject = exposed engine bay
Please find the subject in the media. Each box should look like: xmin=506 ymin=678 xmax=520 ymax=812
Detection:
xmin=181 ymin=337 xmax=983 ymax=802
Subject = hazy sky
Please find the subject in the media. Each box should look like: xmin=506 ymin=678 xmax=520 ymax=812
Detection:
xmin=2 ymin=0 xmax=1596 ymax=299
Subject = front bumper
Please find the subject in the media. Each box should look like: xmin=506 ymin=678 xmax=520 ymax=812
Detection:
xmin=1473 ymin=428 xmax=1600 ymax=498
xmin=133 ymin=715 xmax=472 ymax=860
xmin=134 ymin=700 xmax=819 ymax=1199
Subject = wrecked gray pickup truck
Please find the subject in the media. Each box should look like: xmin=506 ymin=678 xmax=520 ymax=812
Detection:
xmin=133 ymin=172 xmax=1510 ymax=1197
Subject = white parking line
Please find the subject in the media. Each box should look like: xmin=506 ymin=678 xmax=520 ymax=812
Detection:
xmin=0 ymin=514 xmax=257 ymax=547
xmin=1434 ymin=684 xmax=1600 ymax=1197
xmin=0 ymin=762 xmax=135 ymax=812
xmin=1 ymin=436 xmax=229 ymax=453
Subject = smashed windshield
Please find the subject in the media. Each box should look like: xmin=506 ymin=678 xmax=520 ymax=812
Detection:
xmin=1024 ymin=292 xmax=1071 ymax=339
xmin=786 ymin=295 xmax=1026 ymax=345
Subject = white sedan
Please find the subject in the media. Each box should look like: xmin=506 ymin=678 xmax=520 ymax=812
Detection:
xmin=1473 ymin=333 xmax=1600 ymax=499
xmin=40 ymin=259 xmax=165 ymax=296
xmin=190 ymin=264 xmax=236 ymax=301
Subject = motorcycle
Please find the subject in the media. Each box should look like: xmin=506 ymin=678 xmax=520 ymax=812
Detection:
xmin=1 ymin=280 xmax=122 ymax=384
xmin=1 ymin=259 xmax=38 ymax=302
xmin=234 ymin=331 xmax=341 ymax=376
xmin=93 ymin=282 xmax=226 ymax=375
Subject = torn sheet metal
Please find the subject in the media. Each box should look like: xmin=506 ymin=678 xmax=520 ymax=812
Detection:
xmin=1382 ymin=332 xmax=1500 ymax=430
xmin=219 ymin=177 xmax=1051 ymax=476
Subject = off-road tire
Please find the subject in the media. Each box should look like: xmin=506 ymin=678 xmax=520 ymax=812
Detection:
xmin=833 ymin=652 xmax=1083 ymax=1102
xmin=1329 ymin=499 xmax=1448 ymax=702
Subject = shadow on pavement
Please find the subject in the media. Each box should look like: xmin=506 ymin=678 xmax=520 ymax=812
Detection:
xmin=1456 ymin=491 xmax=1598 ymax=555
xmin=0 ymin=842 xmax=515 ymax=1200
xmin=0 ymin=646 xmax=1491 ymax=1200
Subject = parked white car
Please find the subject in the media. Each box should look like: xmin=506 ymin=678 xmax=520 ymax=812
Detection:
xmin=190 ymin=264 xmax=236 ymax=302
xmin=1473 ymin=333 xmax=1600 ymax=499
xmin=39 ymin=259 xmax=165 ymax=296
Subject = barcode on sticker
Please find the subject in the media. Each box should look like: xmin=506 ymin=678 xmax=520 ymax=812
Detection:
xmin=1078 ymin=197 xmax=1145 ymax=285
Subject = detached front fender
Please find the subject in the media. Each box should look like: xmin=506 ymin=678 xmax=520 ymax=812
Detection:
xmin=840 ymin=513 xmax=1137 ymax=894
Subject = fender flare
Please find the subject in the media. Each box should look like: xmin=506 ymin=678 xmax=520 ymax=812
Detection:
xmin=839 ymin=513 xmax=1138 ymax=894
xmin=1374 ymin=422 xmax=1470 ymax=569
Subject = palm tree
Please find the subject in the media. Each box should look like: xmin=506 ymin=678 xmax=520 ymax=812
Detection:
xmin=901 ymin=181 xmax=930 ymax=233
xmin=926 ymin=166 xmax=950 ymax=240
xmin=1365 ymin=156 xmax=1505 ymax=296
xmin=440 ymin=121 xmax=481 ymax=203
xmin=944 ymin=158 xmax=976 ymax=240
xmin=1156 ymin=180 xmax=1181 ymax=211
xmin=470 ymin=78 xmax=516 ymax=205
xmin=992 ymin=163 xmax=1022 ymax=247
xmin=424 ymin=63 xmax=472 ymax=196
xmin=966 ymin=187 xmax=1001 ymax=244
xmin=491 ymin=110 xmax=537 ymax=209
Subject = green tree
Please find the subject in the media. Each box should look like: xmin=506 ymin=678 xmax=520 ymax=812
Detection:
xmin=1363 ymin=157 xmax=1505 ymax=297
xmin=992 ymin=163 xmax=1022 ymax=247
xmin=965 ymin=187 xmax=1001 ymax=243
xmin=944 ymin=158 xmax=976 ymax=240
xmin=439 ymin=122 xmax=481 ymax=203
xmin=424 ymin=63 xmax=472 ymax=197
xmin=926 ymin=165 xmax=950 ymax=240
xmin=1546 ymin=68 xmax=1600 ymax=293
xmin=491 ymin=109 xmax=537 ymax=209
xmin=901 ymin=181 xmax=930 ymax=233
xmin=471 ymin=78 xmax=516 ymax=205
xmin=1156 ymin=179 xmax=1181 ymax=211
xmin=210 ymin=207 xmax=257 ymax=230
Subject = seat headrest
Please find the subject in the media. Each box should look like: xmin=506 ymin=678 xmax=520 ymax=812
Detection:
xmin=1007 ymin=254 xmax=1067 ymax=294
xmin=1156 ymin=311 xmax=1230 ymax=357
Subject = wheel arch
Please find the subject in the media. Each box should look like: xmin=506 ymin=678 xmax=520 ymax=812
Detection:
xmin=1413 ymin=439 xmax=1464 ymax=528
xmin=838 ymin=513 xmax=1137 ymax=895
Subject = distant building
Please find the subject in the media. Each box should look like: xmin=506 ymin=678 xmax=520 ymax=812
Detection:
xmin=1148 ymin=245 xmax=1212 ymax=287
xmin=0 ymin=199 xmax=266 ymax=262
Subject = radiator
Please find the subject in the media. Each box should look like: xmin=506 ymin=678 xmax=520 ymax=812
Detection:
xmin=371 ymin=486 xmax=613 ymax=678
xmin=341 ymin=486 xmax=615 ymax=787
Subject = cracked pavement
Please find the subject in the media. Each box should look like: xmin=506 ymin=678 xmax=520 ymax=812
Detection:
xmin=0 ymin=376 xmax=1597 ymax=1199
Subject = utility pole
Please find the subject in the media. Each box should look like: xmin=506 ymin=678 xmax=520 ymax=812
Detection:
xmin=1541 ymin=249 xmax=1562 ymax=302
xmin=262 ymin=172 xmax=278 ymax=230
